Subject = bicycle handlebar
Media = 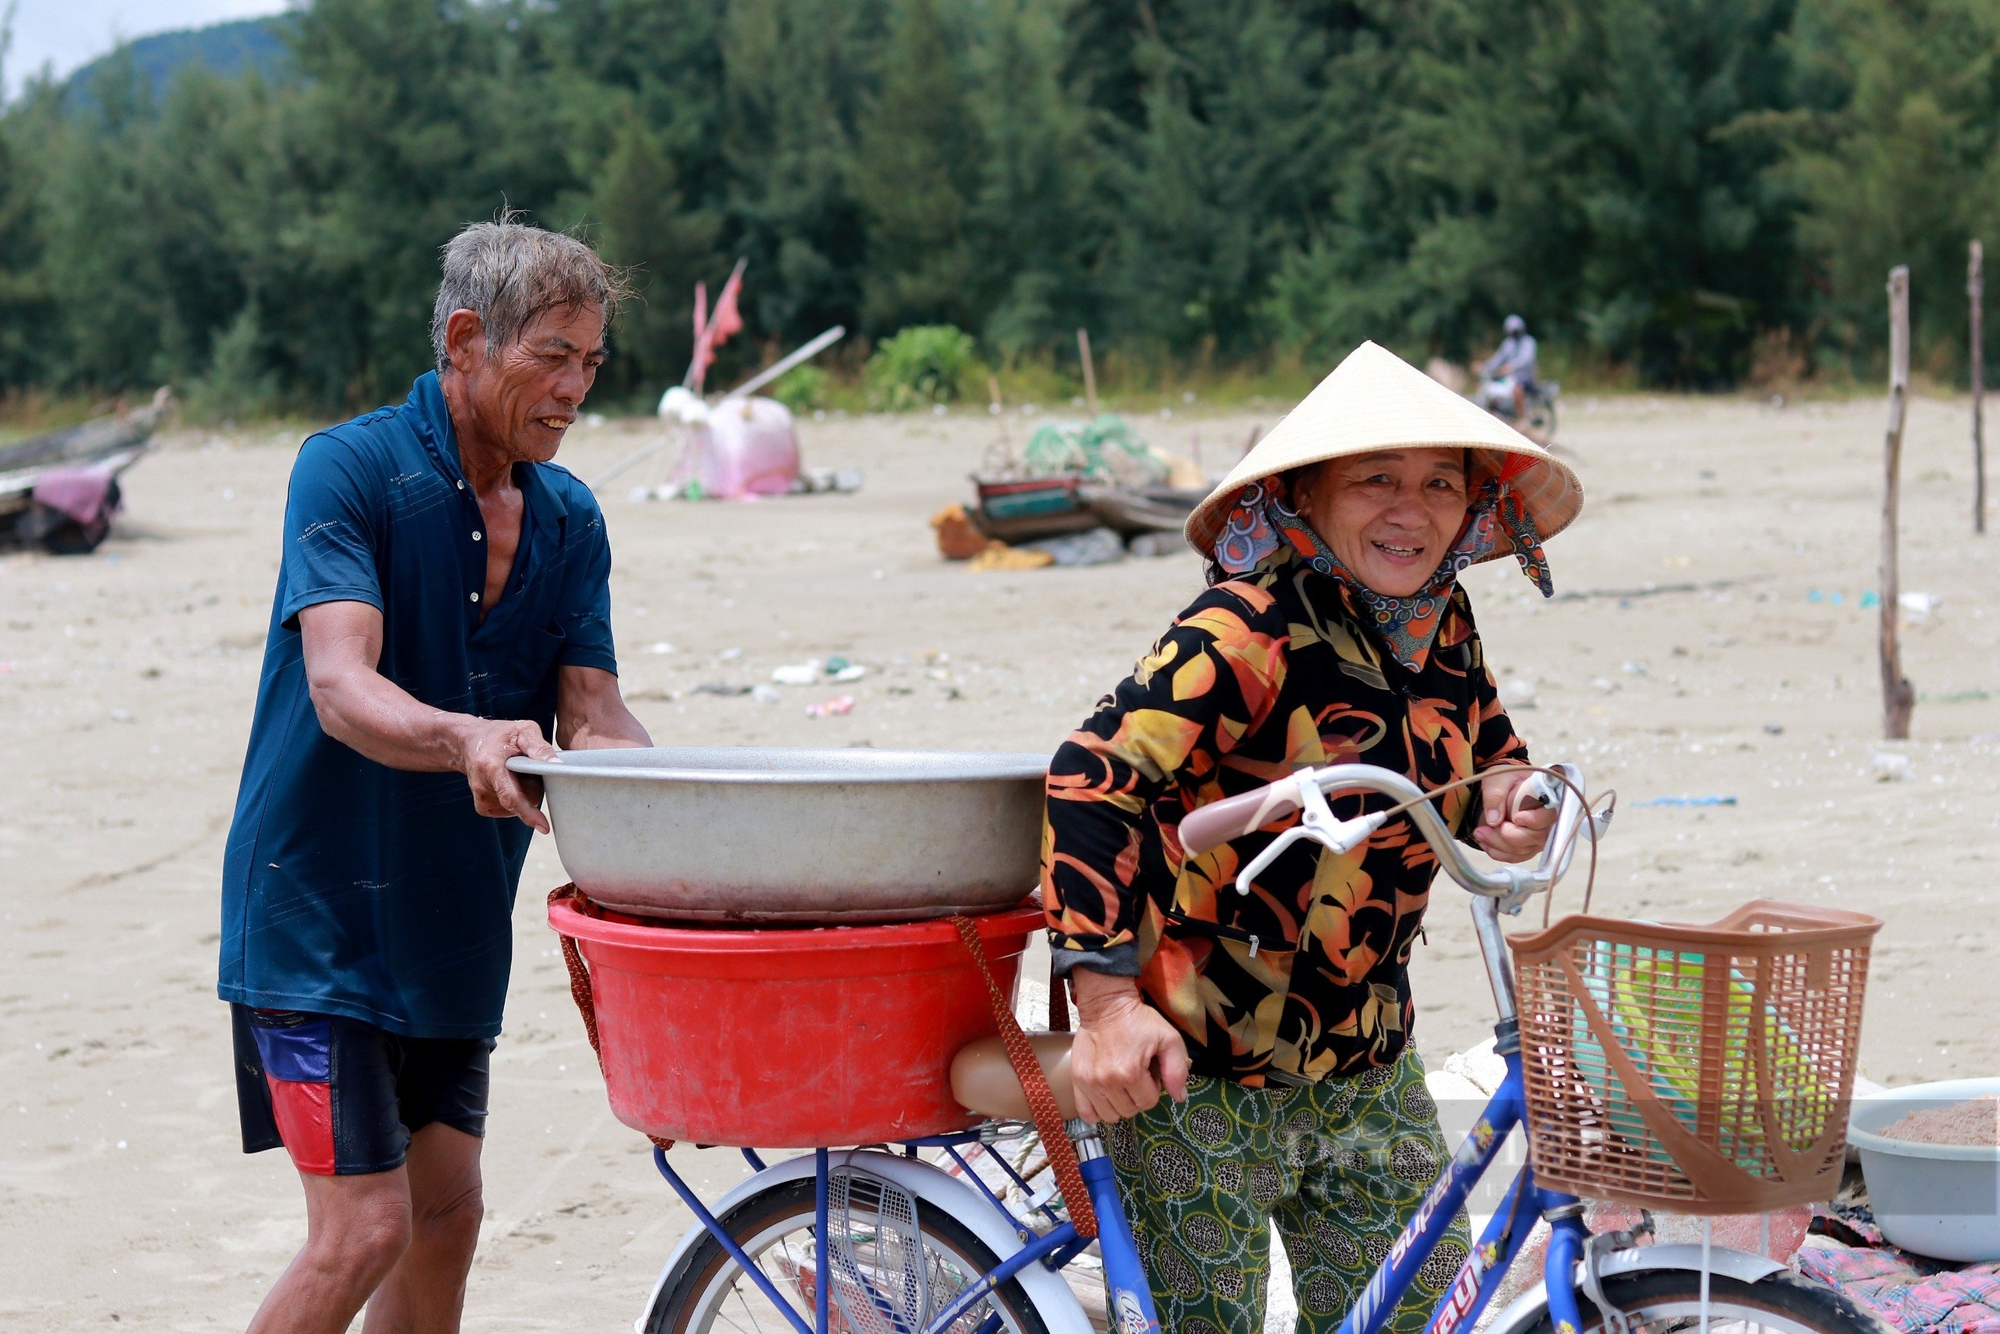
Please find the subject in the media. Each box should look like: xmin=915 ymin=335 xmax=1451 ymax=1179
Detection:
xmin=1179 ymin=763 xmax=1608 ymax=905
xmin=1178 ymin=783 xmax=1305 ymax=852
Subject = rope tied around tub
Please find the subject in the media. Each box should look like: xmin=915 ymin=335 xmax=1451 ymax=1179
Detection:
xmin=547 ymin=884 xmax=676 ymax=1153
xmin=949 ymin=914 xmax=1098 ymax=1240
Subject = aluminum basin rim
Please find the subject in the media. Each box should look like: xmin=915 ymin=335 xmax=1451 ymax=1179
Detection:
xmin=507 ymin=749 xmax=1049 ymax=785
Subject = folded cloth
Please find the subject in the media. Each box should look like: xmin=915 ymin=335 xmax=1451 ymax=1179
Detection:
xmin=1795 ymin=1216 xmax=2000 ymax=1334
xmin=32 ymin=462 xmax=121 ymax=526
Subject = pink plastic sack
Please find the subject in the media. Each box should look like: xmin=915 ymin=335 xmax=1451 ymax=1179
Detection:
xmin=676 ymin=396 xmax=799 ymax=499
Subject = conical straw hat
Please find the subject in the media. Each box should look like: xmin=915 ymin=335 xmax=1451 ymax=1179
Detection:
xmin=1185 ymin=341 xmax=1584 ymax=561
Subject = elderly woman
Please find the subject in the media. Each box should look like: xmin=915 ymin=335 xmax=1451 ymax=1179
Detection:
xmin=1041 ymin=342 xmax=1583 ymax=1334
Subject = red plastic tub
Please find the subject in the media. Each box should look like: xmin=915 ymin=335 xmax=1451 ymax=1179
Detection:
xmin=547 ymin=895 xmax=1042 ymax=1147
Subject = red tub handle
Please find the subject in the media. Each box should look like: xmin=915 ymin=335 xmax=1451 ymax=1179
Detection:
xmin=548 ymin=885 xmax=677 ymax=1152
xmin=949 ymin=916 xmax=1098 ymax=1240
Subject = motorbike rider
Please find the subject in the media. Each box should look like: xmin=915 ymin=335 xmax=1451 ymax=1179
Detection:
xmin=1481 ymin=314 xmax=1538 ymax=419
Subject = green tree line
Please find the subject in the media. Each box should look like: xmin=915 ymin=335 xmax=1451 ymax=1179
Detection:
xmin=1 ymin=0 xmax=1996 ymax=413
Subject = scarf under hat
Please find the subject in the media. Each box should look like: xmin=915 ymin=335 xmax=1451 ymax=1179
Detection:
xmin=1213 ymin=468 xmax=1553 ymax=672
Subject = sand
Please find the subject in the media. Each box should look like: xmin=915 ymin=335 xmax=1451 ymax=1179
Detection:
xmin=1878 ymin=1096 xmax=2000 ymax=1146
xmin=3 ymin=390 xmax=1998 ymax=1328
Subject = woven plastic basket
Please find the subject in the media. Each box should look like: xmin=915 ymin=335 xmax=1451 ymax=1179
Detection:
xmin=1510 ymin=900 xmax=1881 ymax=1212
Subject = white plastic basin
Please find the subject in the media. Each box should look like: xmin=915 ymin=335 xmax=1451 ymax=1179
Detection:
xmin=1848 ymin=1077 xmax=2000 ymax=1261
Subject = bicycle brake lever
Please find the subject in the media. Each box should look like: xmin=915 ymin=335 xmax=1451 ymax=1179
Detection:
xmin=1232 ymin=770 xmax=1387 ymax=895
xmin=1512 ymin=769 xmax=1565 ymax=814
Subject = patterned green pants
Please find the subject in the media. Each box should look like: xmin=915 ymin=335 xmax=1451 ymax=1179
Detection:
xmin=1105 ymin=1049 xmax=1470 ymax=1334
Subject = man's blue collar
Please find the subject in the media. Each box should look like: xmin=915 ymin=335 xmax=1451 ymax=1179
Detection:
xmin=406 ymin=370 xmax=569 ymax=523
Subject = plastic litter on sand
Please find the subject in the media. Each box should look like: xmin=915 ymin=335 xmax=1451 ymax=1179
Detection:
xmin=1870 ymin=752 xmax=1913 ymax=782
xmin=967 ymin=542 xmax=1054 ymax=572
xmin=1633 ymin=795 xmax=1738 ymax=807
xmin=1878 ymin=1096 xmax=2000 ymax=1146
xmin=772 ymin=659 xmax=867 ymax=685
xmin=1021 ymin=526 xmax=1126 ymax=567
xmin=806 ymin=695 xmax=855 ymax=718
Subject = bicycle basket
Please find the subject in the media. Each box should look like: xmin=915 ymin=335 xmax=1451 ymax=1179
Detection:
xmin=1510 ymin=900 xmax=1880 ymax=1212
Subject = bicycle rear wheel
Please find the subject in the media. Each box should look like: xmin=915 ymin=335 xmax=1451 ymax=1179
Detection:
xmin=646 ymin=1178 xmax=1053 ymax=1334
xmin=1514 ymin=1267 xmax=1890 ymax=1334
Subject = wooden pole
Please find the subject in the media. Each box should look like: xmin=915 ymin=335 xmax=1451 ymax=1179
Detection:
xmin=1973 ymin=240 xmax=1988 ymax=535
xmin=1881 ymin=266 xmax=1916 ymax=740
xmin=1076 ymin=328 xmax=1098 ymax=416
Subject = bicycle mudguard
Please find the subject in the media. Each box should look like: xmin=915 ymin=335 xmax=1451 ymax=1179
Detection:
xmin=1477 ymin=1244 xmax=1788 ymax=1334
xmin=635 ymin=1148 xmax=1096 ymax=1334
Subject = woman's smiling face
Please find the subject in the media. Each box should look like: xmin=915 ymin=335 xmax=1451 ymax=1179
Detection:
xmin=1296 ymin=448 xmax=1469 ymax=596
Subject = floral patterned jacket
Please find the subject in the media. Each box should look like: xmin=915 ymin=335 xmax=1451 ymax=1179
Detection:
xmin=1041 ymin=546 xmax=1528 ymax=1085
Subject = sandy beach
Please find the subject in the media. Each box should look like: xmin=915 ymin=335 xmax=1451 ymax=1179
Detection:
xmin=3 ymin=390 xmax=1997 ymax=1329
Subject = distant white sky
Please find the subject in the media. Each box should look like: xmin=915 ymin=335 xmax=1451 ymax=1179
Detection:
xmin=5 ymin=0 xmax=289 ymax=86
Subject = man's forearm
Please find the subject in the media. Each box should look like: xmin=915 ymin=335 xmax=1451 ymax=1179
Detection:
xmin=555 ymin=666 xmax=653 ymax=750
xmin=307 ymin=662 xmax=482 ymax=773
xmin=560 ymin=700 xmax=651 ymax=750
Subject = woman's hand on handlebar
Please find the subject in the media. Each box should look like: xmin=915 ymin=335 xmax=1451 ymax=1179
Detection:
xmin=1472 ymin=769 xmax=1556 ymax=863
xmin=1069 ymin=968 xmax=1190 ymax=1123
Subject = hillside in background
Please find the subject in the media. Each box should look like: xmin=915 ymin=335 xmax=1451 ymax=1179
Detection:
xmin=66 ymin=16 xmax=291 ymax=102
xmin=1 ymin=0 xmax=1996 ymax=412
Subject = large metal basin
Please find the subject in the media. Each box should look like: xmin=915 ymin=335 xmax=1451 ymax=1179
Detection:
xmin=508 ymin=747 xmax=1049 ymax=922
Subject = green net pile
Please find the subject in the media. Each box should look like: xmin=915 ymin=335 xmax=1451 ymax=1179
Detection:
xmin=1020 ymin=415 xmax=1167 ymax=486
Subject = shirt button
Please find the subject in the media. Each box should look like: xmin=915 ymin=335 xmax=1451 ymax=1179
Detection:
xmin=470 ymin=593 xmax=480 ymax=603
xmin=457 ymin=480 xmax=466 ymax=490
xmin=472 ymin=531 xmax=483 ymax=542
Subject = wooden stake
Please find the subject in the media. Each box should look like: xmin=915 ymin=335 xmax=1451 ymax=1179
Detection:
xmin=1881 ymin=265 xmax=1916 ymax=740
xmin=1973 ymin=240 xmax=1988 ymax=535
xmin=1076 ymin=328 xmax=1098 ymax=416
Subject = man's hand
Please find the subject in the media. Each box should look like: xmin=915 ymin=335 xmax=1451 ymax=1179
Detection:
xmin=1472 ymin=769 xmax=1557 ymax=863
xmin=454 ymin=717 xmax=559 ymax=833
xmin=1069 ymin=968 xmax=1189 ymax=1124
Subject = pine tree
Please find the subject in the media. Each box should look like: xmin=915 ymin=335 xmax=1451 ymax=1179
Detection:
xmin=965 ymin=0 xmax=1108 ymax=354
xmin=1784 ymin=0 xmax=2000 ymax=374
xmin=590 ymin=117 xmax=722 ymax=397
xmin=1091 ymin=0 xmax=1352 ymax=358
xmin=0 ymin=94 xmax=55 ymax=391
xmin=721 ymin=0 xmax=882 ymax=343
xmin=846 ymin=0 xmax=984 ymax=333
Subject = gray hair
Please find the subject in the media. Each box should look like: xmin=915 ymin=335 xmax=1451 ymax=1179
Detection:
xmin=430 ymin=219 xmax=629 ymax=370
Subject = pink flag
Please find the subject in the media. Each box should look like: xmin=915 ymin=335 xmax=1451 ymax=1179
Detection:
xmin=686 ymin=259 xmax=747 ymax=391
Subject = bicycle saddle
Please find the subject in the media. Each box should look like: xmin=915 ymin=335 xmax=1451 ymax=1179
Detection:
xmin=949 ymin=1032 xmax=1078 ymax=1121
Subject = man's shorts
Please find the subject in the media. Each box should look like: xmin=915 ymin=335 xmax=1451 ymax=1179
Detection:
xmin=231 ymin=1004 xmax=495 ymax=1176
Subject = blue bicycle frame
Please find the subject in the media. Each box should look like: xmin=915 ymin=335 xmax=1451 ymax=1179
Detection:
xmin=646 ymin=760 xmax=1614 ymax=1334
xmin=650 ymin=1121 xmax=1162 ymax=1334
xmin=647 ymin=1016 xmax=1592 ymax=1334
xmin=1336 ymin=1018 xmax=1589 ymax=1334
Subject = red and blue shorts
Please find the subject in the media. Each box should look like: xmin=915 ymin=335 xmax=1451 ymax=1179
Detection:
xmin=230 ymin=1004 xmax=494 ymax=1176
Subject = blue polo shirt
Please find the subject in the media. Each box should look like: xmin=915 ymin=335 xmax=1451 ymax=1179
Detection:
xmin=218 ymin=372 xmax=618 ymax=1039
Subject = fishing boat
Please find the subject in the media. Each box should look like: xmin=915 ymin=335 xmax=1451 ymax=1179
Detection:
xmin=0 ymin=388 xmax=171 ymax=553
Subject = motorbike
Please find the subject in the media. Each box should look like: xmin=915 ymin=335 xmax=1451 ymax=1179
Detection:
xmin=1475 ymin=372 xmax=1559 ymax=442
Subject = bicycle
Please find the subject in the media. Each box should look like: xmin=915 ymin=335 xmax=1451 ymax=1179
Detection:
xmin=610 ymin=762 xmax=1888 ymax=1334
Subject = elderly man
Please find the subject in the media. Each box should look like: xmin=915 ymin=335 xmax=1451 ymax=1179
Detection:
xmin=218 ymin=220 xmax=650 ymax=1333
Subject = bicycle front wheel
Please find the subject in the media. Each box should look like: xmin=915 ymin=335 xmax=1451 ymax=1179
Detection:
xmin=1516 ymin=1267 xmax=1890 ymax=1334
xmin=646 ymin=1179 xmax=1053 ymax=1334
